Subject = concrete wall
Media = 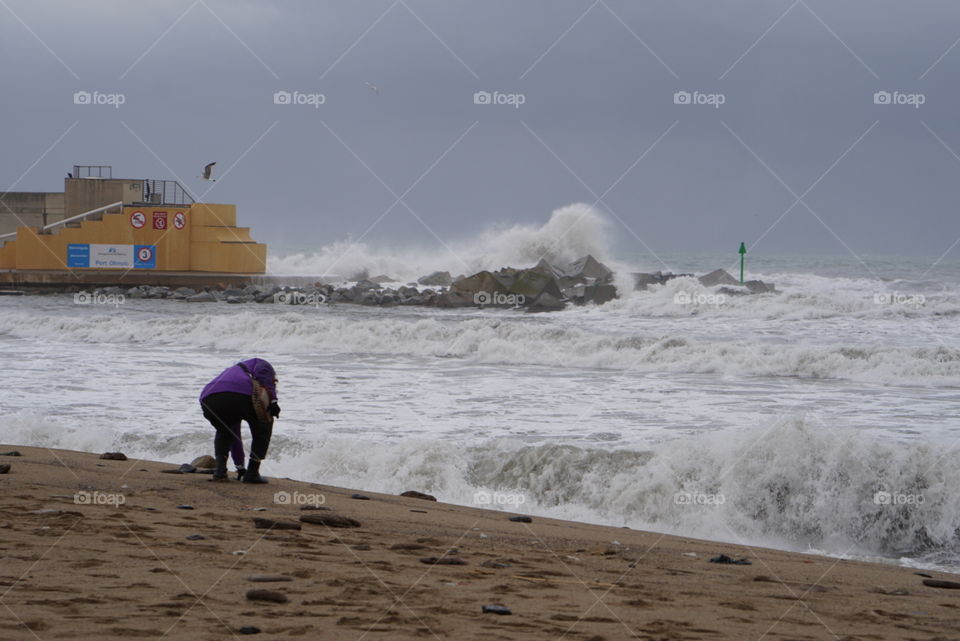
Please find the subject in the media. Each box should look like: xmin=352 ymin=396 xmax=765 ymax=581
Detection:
xmin=0 ymin=192 xmax=66 ymax=234
xmin=0 ymin=203 xmax=266 ymax=274
xmin=64 ymin=178 xmax=142 ymax=216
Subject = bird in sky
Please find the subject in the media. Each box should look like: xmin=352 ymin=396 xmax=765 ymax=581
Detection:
xmin=365 ymin=82 xmax=380 ymax=95
xmin=199 ymin=162 xmax=217 ymax=181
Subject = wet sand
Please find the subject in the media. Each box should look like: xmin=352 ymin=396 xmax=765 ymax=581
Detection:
xmin=1 ymin=445 xmax=958 ymax=640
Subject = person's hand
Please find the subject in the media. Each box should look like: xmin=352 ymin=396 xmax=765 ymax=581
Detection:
xmin=268 ymin=401 xmax=281 ymax=418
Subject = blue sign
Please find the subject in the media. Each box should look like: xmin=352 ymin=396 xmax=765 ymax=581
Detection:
xmin=134 ymin=245 xmax=156 ymax=269
xmin=67 ymin=244 xmax=90 ymax=268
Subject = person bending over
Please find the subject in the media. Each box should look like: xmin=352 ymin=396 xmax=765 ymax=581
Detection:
xmin=199 ymin=358 xmax=280 ymax=483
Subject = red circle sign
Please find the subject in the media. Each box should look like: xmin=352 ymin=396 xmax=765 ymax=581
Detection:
xmin=173 ymin=212 xmax=186 ymax=229
xmin=137 ymin=246 xmax=154 ymax=262
xmin=130 ymin=211 xmax=146 ymax=229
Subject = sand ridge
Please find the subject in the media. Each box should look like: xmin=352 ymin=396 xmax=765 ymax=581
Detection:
xmin=1 ymin=445 xmax=959 ymax=640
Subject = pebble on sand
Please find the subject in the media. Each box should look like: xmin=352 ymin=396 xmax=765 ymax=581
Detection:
xmin=245 ymin=589 xmax=289 ymax=604
xmin=400 ymin=490 xmax=437 ymax=501
xmin=420 ymin=557 xmax=468 ymax=565
xmin=238 ymin=626 xmax=261 ymax=635
xmin=191 ymin=455 xmax=217 ymax=468
xmin=481 ymin=604 xmax=512 ymax=615
xmin=923 ymin=579 xmax=960 ymax=590
xmin=99 ymin=452 xmax=128 ymax=461
xmin=247 ymin=575 xmax=293 ymax=583
xmin=508 ymin=516 xmax=532 ymax=523
xmin=299 ymin=505 xmax=332 ymax=511
xmin=185 ymin=534 xmax=206 ymax=541
xmin=0 ymin=451 xmax=21 ymax=457
xmin=0 ymin=464 xmax=10 ymax=474
xmin=350 ymin=493 xmax=371 ymax=500
xmin=299 ymin=513 xmax=361 ymax=528
xmin=252 ymin=517 xmax=301 ymax=531
xmin=176 ymin=505 xmax=194 ymax=510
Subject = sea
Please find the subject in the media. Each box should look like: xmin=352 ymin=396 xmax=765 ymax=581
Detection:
xmin=2 ymin=204 xmax=959 ymax=572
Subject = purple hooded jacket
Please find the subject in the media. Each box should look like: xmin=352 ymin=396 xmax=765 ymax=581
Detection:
xmin=200 ymin=358 xmax=278 ymax=402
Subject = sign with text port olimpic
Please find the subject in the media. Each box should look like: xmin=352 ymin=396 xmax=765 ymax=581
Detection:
xmin=67 ymin=244 xmax=157 ymax=269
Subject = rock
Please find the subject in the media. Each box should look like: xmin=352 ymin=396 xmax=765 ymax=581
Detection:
xmin=528 ymin=292 xmax=565 ymax=312
xmin=352 ymin=544 xmax=371 ymax=551
xmin=186 ymin=291 xmax=216 ymax=303
xmin=923 ymin=579 xmax=960 ymax=590
xmin=245 ymin=589 xmax=288 ymax=604
xmin=709 ymin=554 xmax=751 ymax=565
xmin=239 ymin=626 xmax=261 ymax=635
xmin=172 ymin=287 xmax=197 ymax=299
xmin=566 ymin=283 xmax=618 ymax=305
xmin=178 ymin=463 xmax=197 ymax=474
xmin=504 ymin=266 xmax=564 ymax=302
xmin=419 ymin=557 xmax=467 ymax=565
xmin=562 ymin=255 xmax=613 ymax=283
xmin=299 ymin=505 xmax=332 ymax=511
xmin=481 ymin=560 xmax=512 ymax=569
xmin=631 ymin=271 xmax=689 ymax=290
xmin=0 ymin=464 xmax=10 ymax=474
xmin=744 ymin=279 xmax=775 ymax=294
xmin=354 ymin=279 xmax=380 ymax=291
xmin=400 ymin=490 xmax=437 ymax=502
xmin=418 ymin=271 xmax=453 ymax=287
xmin=0 ymin=451 xmax=21 ymax=456
xmin=698 ymin=269 xmax=740 ymax=287
xmin=176 ymin=505 xmax=194 ymax=510
xmin=369 ymin=274 xmax=395 ymax=284
xmin=481 ymin=604 xmax=512 ymax=615
xmin=299 ymin=513 xmax=361 ymax=528
xmin=508 ymin=516 xmax=532 ymax=523
xmin=247 ymin=575 xmax=293 ymax=583
xmin=350 ymin=493 xmax=371 ymax=501
xmin=191 ymin=455 xmax=216 ymax=469
xmin=186 ymin=534 xmax=206 ymax=541
xmin=100 ymin=452 xmax=127 ymax=461
xmin=252 ymin=518 xmax=301 ymax=531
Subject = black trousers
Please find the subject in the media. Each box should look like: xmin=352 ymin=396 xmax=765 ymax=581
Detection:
xmin=201 ymin=391 xmax=273 ymax=463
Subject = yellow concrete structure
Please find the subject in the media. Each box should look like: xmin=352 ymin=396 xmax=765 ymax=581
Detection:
xmin=0 ymin=202 xmax=266 ymax=274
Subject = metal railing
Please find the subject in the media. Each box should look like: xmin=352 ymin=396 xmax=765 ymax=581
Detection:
xmin=0 ymin=201 xmax=123 ymax=242
xmin=72 ymin=165 xmax=112 ymax=179
xmin=138 ymin=179 xmax=194 ymax=206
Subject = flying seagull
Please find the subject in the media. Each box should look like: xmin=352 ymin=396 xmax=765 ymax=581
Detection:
xmin=365 ymin=82 xmax=379 ymax=95
xmin=199 ymin=162 xmax=217 ymax=181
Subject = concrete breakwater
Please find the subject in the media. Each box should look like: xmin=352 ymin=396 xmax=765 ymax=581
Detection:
xmin=6 ymin=256 xmax=775 ymax=312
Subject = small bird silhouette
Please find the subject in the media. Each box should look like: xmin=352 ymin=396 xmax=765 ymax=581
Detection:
xmin=365 ymin=82 xmax=380 ymax=95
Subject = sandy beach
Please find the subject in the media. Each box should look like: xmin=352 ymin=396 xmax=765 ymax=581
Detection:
xmin=1 ymin=445 xmax=958 ymax=641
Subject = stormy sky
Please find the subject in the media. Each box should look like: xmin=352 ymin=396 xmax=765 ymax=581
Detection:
xmin=2 ymin=0 xmax=960 ymax=263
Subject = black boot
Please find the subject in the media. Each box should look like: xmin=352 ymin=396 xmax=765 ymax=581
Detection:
xmin=210 ymin=455 xmax=229 ymax=481
xmin=235 ymin=466 xmax=246 ymax=481
xmin=242 ymin=459 xmax=267 ymax=484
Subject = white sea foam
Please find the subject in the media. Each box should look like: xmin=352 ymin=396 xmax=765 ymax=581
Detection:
xmin=268 ymin=202 xmax=617 ymax=282
xmin=4 ymin=411 xmax=957 ymax=567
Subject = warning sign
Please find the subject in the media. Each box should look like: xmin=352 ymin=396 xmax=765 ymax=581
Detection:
xmin=130 ymin=211 xmax=146 ymax=229
xmin=153 ymin=211 xmax=167 ymax=230
xmin=173 ymin=212 xmax=186 ymax=229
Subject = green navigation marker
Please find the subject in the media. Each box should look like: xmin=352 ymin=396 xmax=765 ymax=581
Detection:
xmin=738 ymin=242 xmax=746 ymax=284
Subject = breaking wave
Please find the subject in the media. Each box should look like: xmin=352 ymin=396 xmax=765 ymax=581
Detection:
xmin=5 ymin=413 xmax=958 ymax=568
xmin=268 ymin=202 xmax=617 ymax=282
